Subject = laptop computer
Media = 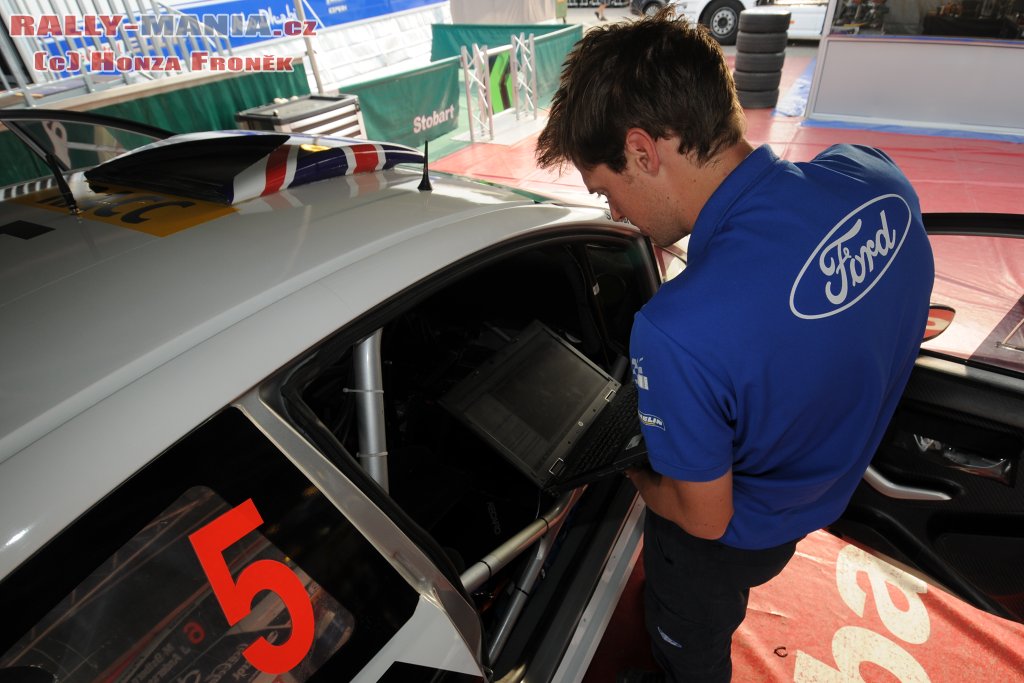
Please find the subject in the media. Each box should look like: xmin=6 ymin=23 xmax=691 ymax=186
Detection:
xmin=440 ymin=320 xmax=648 ymax=495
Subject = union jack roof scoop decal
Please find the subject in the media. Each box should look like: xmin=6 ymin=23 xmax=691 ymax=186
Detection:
xmin=230 ymin=136 xmax=424 ymax=204
xmin=83 ymin=131 xmax=425 ymax=205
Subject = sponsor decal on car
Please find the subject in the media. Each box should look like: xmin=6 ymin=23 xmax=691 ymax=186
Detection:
xmin=15 ymin=184 xmax=236 ymax=237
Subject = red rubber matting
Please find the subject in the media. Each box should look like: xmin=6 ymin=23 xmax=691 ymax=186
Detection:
xmin=580 ymin=531 xmax=1024 ymax=683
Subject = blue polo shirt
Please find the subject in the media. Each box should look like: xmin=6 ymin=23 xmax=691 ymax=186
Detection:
xmin=630 ymin=144 xmax=934 ymax=550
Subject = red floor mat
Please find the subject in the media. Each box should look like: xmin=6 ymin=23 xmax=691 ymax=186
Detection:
xmin=581 ymin=530 xmax=1024 ymax=683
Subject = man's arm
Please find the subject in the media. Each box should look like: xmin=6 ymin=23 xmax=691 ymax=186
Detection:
xmin=627 ymin=467 xmax=734 ymax=540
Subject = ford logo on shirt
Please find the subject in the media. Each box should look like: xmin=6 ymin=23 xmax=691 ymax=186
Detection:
xmin=790 ymin=194 xmax=912 ymax=319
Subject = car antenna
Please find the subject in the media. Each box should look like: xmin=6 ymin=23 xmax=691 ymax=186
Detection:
xmin=43 ymin=152 xmax=80 ymax=215
xmin=418 ymin=139 xmax=432 ymax=192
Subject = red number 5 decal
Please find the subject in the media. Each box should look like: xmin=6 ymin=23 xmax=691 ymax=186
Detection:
xmin=189 ymin=499 xmax=315 ymax=674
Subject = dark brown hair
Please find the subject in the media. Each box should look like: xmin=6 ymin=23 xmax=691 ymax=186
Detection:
xmin=536 ymin=8 xmax=744 ymax=172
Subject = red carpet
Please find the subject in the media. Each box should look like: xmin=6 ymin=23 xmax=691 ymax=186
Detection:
xmin=580 ymin=531 xmax=1024 ymax=682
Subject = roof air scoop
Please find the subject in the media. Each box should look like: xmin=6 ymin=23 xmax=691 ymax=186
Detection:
xmin=84 ymin=132 xmax=425 ymax=205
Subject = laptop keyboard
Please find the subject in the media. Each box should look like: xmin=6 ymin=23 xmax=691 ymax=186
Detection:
xmin=558 ymin=382 xmax=639 ymax=479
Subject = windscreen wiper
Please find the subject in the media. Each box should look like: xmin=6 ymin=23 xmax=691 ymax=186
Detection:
xmin=43 ymin=152 xmax=79 ymax=215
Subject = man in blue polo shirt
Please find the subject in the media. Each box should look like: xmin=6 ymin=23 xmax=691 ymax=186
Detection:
xmin=535 ymin=9 xmax=934 ymax=683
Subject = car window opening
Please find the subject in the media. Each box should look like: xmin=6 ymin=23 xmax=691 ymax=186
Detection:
xmin=295 ymin=238 xmax=656 ymax=672
xmin=0 ymin=410 xmax=418 ymax=681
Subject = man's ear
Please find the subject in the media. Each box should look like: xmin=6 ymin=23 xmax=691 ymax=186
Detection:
xmin=624 ymin=128 xmax=661 ymax=175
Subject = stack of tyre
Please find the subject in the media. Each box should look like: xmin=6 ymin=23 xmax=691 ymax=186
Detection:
xmin=733 ymin=7 xmax=791 ymax=109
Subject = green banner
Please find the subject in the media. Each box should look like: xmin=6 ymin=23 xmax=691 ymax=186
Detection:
xmin=95 ymin=67 xmax=310 ymax=134
xmin=431 ymin=23 xmax=574 ymax=61
xmin=430 ymin=24 xmax=583 ymax=110
xmin=341 ymin=57 xmax=460 ymax=148
xmin=534 ymin=25 xmax=583 ymax=107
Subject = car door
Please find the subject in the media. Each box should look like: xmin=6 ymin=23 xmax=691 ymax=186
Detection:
xmin=830 ymin=213 xmax=1024 ymax=624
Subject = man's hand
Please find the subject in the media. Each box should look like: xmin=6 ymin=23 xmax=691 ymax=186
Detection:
xmin=625 ymin=466 xmax=733 ymax=540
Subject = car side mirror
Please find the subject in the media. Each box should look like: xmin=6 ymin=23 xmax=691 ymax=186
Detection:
xmin=923 ymin=304 xmax=955 ymax=341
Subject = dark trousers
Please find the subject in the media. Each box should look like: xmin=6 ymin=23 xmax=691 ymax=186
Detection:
xmin=643 ymin=512 xmax=799 ymax=683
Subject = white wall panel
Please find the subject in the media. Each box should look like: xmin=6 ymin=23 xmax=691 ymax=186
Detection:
xmin=806 ymin=37 xmax=1024 ymax=136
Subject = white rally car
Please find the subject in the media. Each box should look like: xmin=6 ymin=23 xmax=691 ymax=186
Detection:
xmin=633 ymin=0 xmax=827 ymax=44
xmin=1 ymin=110 xmax=1023 ymax=683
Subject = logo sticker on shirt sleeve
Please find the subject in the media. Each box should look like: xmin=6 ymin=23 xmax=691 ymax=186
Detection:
xmin=631 ymin=356 xmax=650 ymax=390
xmin=639 ymin=412 xmax=665 ymax=430
xmin=790 ymin=194 xmax=912 ymax=320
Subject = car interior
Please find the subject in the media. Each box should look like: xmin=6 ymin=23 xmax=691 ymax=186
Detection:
xmin=285 ymin=233 xmax=661 ymax=678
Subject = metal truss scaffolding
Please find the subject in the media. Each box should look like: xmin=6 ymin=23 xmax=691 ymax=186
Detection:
xmin=509 ymin=33 xmax=538 ymax=121
xmin=460 ymin=31 xmax=538 ymax=142
xmin=460 ymin=43 xmax=493 ymax=142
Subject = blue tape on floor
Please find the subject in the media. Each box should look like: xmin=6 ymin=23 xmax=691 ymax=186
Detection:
xmin=799 ymin=118 xmax=1024 ymax=144
xmin=774 ymin=58 xmax=815 ymax=118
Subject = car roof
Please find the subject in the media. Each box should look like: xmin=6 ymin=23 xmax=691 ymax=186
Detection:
xmin=0 ymin=163 xmax=600 ymax=464
xmin=0 ymin=134 xmax=612 ymax=577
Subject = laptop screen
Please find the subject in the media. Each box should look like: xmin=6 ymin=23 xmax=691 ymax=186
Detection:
xmin=441 ymin=321 xmax=618 ymax=484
